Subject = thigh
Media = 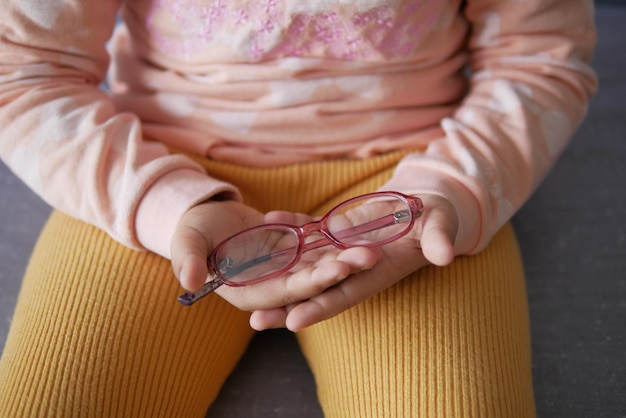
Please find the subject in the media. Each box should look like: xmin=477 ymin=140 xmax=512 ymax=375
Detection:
xmin=297 ymin=223 xmax=536 ymax=418
xmin=0 ymin=211 xmax=254 ymax=418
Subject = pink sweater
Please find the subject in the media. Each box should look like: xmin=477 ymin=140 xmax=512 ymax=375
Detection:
xmin=0 ymin=0 xmax=597 ymax=259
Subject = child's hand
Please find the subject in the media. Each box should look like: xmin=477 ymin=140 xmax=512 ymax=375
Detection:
xmin=171 ymin=194 xmax=457 ymax=332
xmin=171 ymin=200 xmax=377 ymax=312
xmin=171 ymin=200 xmax=265 ymax=293
xmin=248 ymin=194 xmax=459 ymax=332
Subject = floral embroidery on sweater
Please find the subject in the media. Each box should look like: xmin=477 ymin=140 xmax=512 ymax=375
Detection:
xmin=146 ymin=0 xmax=442 ymax=61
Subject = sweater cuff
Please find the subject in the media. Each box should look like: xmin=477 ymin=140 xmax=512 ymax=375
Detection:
xmin=134 ymin=169 xmax=241 ymax=259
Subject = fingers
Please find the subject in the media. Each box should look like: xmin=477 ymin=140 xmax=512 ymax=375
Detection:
xmin=218 ymin=246 xmax=381 ymax=312
xmin=282 ymin=247 xmax=380 ymax=306
xmin=249 ymin=245 xmax=426 ymax=331
xmin=284 ymin=250 xmax=428 ymax=332
xmin=249 ymin=307 xmax=289 ymax=331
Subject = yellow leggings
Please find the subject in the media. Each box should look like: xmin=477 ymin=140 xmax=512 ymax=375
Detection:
xmin=0 ymin=151 xmax=535 ymax=417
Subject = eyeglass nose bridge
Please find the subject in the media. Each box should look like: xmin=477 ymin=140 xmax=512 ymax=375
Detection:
xmin=296 ymin=219 xmax=344 ymax=251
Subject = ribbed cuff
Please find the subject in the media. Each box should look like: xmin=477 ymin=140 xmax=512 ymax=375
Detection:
xmin=134 ymin=169 xmax=241 ymax=259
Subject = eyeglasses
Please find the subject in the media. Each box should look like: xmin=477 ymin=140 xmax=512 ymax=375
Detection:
xmin=178 ymin=191 xmax=423 ymax=306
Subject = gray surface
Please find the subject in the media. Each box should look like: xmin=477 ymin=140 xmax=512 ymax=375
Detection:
xmin=0 ymin=168 xmax=51 ymax=343
xmin=512 ymin=5 xmax=626 ymax=416
xmin=1 ymin=5 xmax=625 ymax=417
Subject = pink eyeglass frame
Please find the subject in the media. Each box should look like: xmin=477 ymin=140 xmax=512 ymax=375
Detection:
xmin=178 ymin=191 xmax=423 ymax=306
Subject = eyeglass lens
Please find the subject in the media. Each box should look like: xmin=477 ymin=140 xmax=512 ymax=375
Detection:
xmin=213 ymin=225 xmax=300 ymax=284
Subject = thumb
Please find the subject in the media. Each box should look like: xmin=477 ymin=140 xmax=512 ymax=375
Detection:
xmin=419 ymin=202 xmax=457 ymax=266
xmin=170 ymin=220 xmax=210 ymax=291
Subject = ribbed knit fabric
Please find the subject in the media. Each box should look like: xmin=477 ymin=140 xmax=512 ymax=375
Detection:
xmin=0 ymin=211 xmax=254 ymax=418
xmin=297 ymin=224 xmax=535 ymax=418
xmin=0 ymin=150 xmax=535 ymax=417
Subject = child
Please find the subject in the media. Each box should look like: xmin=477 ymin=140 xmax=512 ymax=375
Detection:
xmin=0 ymin=0 xmax=596 ymax=416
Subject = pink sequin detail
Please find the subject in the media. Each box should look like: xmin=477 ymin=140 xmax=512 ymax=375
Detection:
xmin=147 ymin=0 xmax=442 ymax=61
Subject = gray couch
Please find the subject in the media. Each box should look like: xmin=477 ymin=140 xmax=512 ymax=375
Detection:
xmin=1 ymin=3 xmax=624 ymax=417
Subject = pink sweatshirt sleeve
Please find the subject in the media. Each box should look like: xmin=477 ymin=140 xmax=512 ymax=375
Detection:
xmin=0 ymin=1 xmax=240 ymax=259
xmin=381 ymin=0 xmax=598 ymax=254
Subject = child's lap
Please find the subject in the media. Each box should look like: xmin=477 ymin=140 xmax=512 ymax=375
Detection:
xmin=1 ymin=151 xmax=532 ymax=416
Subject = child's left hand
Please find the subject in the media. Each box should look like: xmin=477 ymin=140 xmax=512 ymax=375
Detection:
xmin=248 ymin=194 xmax=459 ymax=332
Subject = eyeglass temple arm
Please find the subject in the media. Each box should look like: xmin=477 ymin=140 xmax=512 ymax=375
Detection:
xmin=177 ymin=275 xmax=224 ymax=306
xmin=240 ymin=210 xmax=413 ymax=267
xmin=301 ymin=209 xmax=412 ymax=253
